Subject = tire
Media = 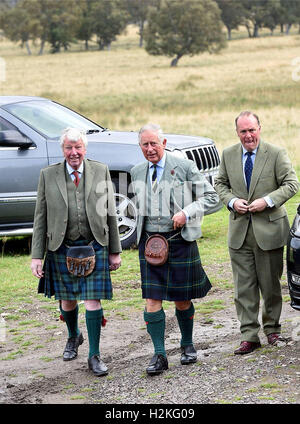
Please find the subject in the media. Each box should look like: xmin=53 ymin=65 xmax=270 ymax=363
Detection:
xmin=112 ymin=178 xmax=137 ymax=249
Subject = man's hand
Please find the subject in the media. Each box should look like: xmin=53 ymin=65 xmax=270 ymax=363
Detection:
xmin=172 ymin=211 xmax=187 ymax=230
xmin=248 ymin=198 xmax=268 ymax=213
xmin=109 ymin=253 xmax=121 ymax=271
xmin=31 ymin=259 xmax=44 ymax=278
xmin=233 ymin=199 xmax=249 ymax=214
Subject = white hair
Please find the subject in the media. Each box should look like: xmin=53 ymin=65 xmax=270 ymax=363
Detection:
xmin=60 ymin=127 xmax=88 ymax=148
xmin=138 ymin=123 xmax=165 ymax=144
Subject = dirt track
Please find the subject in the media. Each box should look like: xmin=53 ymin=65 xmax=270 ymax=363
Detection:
xmin=1 ymin=267 xmax=300 ymax=406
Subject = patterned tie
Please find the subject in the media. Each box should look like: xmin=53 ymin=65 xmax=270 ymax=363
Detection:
xmin=72 ymin=170 xmax=80 ymax=187
xmin=244 ymin=152 xmax=253 ymax=192
xmin=152 ymin=164 xmax=158 ymax=192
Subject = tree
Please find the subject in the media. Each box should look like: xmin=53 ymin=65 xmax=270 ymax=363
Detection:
xmin=0 ymin=0 xmax=41 ymax=54
xmin=90 ymin=0 xmax=129 ymax=50
xmin=216 ymin=0 xmax=247 ymax=40
xmin=122 ymin=0 xmax=160 ymax=47
xmin=75 ymin=0 xmax=95 ymax=50
xmin=144 ymin=0 xmax=226 ymax=67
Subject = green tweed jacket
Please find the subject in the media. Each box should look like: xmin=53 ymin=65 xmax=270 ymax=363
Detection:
xmin=130 ymin=152 xmax=221 ymax=245
xmin=31 ymin=158 xmax=122 ymax=258
xmin=215 ymin=141 xmax=299 ymax=250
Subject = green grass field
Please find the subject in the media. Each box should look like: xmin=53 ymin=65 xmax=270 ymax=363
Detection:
xmin=0 ymin=25 xmax=300 ymax=317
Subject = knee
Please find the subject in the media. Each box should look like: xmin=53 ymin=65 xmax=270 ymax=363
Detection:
xmin=175 ymin=300 xmax=192 ymax=311
xmin=61 ymin=300 xmax=77 ymax=311
xmin=146 ymin=299 xmax=162 ymax=313
xmin=84 ymin=299 xmax=101 ymax=311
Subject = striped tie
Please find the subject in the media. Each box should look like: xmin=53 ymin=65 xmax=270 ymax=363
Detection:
xmin=152 ymin=164 xmax=158 ymax=192
xmin=72 ymin=171 xmax=80 ymax=187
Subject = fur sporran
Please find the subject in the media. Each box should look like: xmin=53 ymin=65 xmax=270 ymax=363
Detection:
xmin=66 ymin=244 xmax=95 ymax=277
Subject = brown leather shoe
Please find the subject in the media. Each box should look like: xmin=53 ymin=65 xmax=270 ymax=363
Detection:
xmin=234 ymin=341 xmax=261 ymax=355
xmin=267 ymin=333 xmax=283 ymax=345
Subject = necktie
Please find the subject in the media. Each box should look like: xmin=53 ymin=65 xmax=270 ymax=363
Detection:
xmin=72 ymin=170 xmax=80 ymax=187
xmin=152 ymin=164 xmax=158 ymax=192
xmin=244 ymin=152 xmax=253 ymax=192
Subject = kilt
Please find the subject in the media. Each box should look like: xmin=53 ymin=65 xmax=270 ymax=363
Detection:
xmin=38 ymin=239 xmax=112 ymax=300
xmin=139 ymin=231 xmax=211 ymax=301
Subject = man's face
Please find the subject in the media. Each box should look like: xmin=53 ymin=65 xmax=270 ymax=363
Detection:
xmin=139 ymin=130 xmax=167 ymax=164
xmin=63 ymin=137 xmax=87 ymax=170
xmin=236 ymin=115 xmax=261 ymax=152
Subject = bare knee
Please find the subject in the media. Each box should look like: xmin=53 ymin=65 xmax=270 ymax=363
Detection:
xmin=146 ymin=299 xmax=162 ymax=313
xmin=84 ymin=299 xmax=101 ymax=311
xmin=174 ymin=300 xmax=191 ymax=311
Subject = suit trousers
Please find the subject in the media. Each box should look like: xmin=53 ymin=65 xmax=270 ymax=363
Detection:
xmin=229 ymin=221 xmax=283 ymax=342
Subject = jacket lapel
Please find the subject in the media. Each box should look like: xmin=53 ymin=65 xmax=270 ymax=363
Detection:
xmin=55 ymin=161 xmax=68 ymax=206
xmin=158 ymin=153 xmax=178 ymax=193
xmin=84 ymin=159 xmax=95 ymax=201
xmin=249 ymin=141 xmax=268 ymax=197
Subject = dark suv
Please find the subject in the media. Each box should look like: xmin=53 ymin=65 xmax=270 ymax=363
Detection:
xmin=0 ymin=96 xmax=222 ymax=249
xmin=287 ymin=204 xmax=300 ymax=310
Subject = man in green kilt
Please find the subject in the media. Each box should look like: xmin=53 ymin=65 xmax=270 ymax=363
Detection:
xmin=31 ymin=128 xmax=121 ymax=376
xmin=130 ymin=123 xmax=221 ymax=375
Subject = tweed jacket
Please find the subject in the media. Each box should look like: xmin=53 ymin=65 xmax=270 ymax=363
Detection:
xmin=130 ymin=152 xmax=221 ymax=245
xmin=215 ymin=141 xmax=299 ymax=251
xmin=31 ymin=158 xmax=121 ymax=258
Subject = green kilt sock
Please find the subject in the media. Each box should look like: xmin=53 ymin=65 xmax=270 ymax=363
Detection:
xmin=175 ymin=302 xmax=195 ymax=347
xmin=60 ymin=304 xmax=80 ymax=338
xmin=144 ymin=308 xmax=166 ymax=357
xmin=85 ymin=308 xmax=103 ymax=359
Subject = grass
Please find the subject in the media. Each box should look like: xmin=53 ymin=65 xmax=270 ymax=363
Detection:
xmin=1 ymin=27 xmax=300 ymax=340
xmin=0 ymin=26 xmax=300 ymax=161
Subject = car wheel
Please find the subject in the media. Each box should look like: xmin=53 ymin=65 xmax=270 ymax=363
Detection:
xmin=112 ymin=178 xmax=137 ymax=249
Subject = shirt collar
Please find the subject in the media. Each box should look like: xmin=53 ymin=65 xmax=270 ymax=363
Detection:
xmin=66 ymin=161 xmax=84 ymax=175
xmin=148 ymin=152 xmax=166 ymax=169
xmin=242 ymin=147 xmax=257 ymax=156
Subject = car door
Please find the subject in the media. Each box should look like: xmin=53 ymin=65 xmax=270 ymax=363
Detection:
xmin=0 ymin=113 xmax=48 ymax=231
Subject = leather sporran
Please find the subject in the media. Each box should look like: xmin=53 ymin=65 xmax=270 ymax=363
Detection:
xmin=66 ymin=244 xmax=96 ymax=277
xmin=144 ymin=234 xmax=169 ymax=266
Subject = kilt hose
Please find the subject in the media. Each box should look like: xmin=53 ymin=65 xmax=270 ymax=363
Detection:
xmin=139 ymin=230 xmax=211 ymax=301
xmin=38 ymin=239 xmax=112 ymax=300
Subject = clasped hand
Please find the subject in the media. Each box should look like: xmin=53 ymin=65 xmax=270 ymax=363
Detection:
xmin=233 ymin=198 xmax=267 ymax=214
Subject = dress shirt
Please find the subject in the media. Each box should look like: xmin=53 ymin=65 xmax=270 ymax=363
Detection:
xmin=148 ymin=153 xmax=189 ymax=221
xmin=66 ymin=162 xmax=84 ymax=183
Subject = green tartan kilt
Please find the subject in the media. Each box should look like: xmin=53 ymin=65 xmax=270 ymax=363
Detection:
xmin=139 ymin=231 xmax=211 ymax=301
xmin=39 ymin=239 xmax=113 ymax=300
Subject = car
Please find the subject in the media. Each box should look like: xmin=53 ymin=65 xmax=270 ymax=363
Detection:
xmin=287 ymin=204 xmax=300 ymax=310
xmin=0 ymin=96 xmax=222 ymax=249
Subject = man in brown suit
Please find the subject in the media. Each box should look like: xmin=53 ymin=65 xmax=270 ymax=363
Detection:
xmin=215 ymin=111 xmax=299 ymax=354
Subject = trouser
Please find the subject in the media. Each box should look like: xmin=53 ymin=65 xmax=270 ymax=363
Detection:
xmin=229 ymin=223 xmax=283 ymax=342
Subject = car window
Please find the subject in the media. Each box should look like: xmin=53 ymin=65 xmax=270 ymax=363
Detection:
xmin=0 ymin=116 xmax=18 ymax=132
xmin=2 ymin=100 xmax=103 ymax=138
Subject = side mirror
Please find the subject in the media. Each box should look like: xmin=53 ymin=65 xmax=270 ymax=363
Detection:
xmin=0 ymin=130 xmax=33 ymax=148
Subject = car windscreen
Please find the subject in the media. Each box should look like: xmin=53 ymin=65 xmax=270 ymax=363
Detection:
xmin=2 ymin=100 xmax=103 ymax=138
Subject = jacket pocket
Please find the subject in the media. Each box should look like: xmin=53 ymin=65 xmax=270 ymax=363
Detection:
xmin=268 ymin=208 xmax=287 ymax=222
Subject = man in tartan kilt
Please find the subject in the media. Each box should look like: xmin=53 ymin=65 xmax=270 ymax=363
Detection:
xmin=130 ymin=123 xmax=221 ymax=375
xmin=31 ymin=128 xmax=121 ymax=376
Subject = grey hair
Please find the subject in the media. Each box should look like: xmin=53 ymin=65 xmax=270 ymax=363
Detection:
xmin=138 ymin=123 xmax=165 ymax=144
xmin=60 ymin=127 xmax=88 ymax=148
xmin=235 ymin=111 xmax=261 ymax=128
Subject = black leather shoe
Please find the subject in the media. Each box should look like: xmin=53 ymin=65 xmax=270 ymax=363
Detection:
xmin=146 ymin=354 xmax=168 ymax=375
xmin=63 ymin=332 xmax=84 ymax=361
xmin=88 ymin=355 xmax=108 ymax=376
xmin=180 ymin=344 xmax=197 ymax=365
